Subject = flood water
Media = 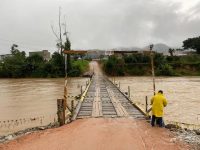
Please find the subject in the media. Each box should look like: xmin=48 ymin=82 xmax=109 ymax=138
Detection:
xmin=0 ymin=78 xmax=89 ymax=136
xmin=111 ymin=77 xmax=200 ymax=127
xmin=0 ymin=77 xmax=200 ymax=135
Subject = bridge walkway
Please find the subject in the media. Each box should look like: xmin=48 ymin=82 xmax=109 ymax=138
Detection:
xmin=76 ymin=62 xmax=144 ymax=119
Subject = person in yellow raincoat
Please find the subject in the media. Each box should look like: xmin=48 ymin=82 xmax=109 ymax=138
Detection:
xmin=151 ymin=90 xmax=167 ymax=127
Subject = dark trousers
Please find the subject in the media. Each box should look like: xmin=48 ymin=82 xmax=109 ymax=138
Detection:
xmin=151 ymin=115 xmax=164 ymax=127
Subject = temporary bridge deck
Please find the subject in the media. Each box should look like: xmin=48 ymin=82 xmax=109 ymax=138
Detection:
xmin=74 ymin=73 xmax=145 ymax=119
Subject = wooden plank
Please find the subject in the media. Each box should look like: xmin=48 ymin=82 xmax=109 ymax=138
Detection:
xmin=92 ymin=85 xmax=103 ymax=117
xmin=107 ymin=89 xmax=129 ymax=117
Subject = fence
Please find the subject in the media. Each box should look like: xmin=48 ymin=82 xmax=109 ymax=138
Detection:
xmin=0 ymin=114 xmax=57 ymax=136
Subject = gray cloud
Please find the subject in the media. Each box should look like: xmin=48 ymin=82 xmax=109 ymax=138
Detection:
xmin=0 ymin=0 xmax=200 ymax=54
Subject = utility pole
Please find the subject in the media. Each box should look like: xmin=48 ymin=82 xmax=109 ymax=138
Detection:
xmin=150 ymin=44 xmax=156 ymax=95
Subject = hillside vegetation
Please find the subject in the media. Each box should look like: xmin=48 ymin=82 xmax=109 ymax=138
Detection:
xmin=102 ymin=53 xmax=200 ymax=76
xmin=0 ymin=50 xmax=89 ymax=78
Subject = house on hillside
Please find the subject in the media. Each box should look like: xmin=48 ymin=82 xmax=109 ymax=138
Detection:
xmin=84 ymin=50 xmax=105 ymax=59
xmin=29 ymin=50 xmax=51 ymax=61
xmin=104 ymin=50 xmax=114 ymax=56
xmin=113 ymin=51 xmax=139 ymax=58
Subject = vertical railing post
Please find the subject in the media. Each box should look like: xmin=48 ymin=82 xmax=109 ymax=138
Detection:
xmin=71 ymin=100 xmax=74 ymax=116
xmin=81 ymin=85 xmax=83 ymax=95
xmin=150 ymin=44 xmax=156 ymax=95
xmin=57 ymin=99 xmax=65 ymax=126
xmin=145 ymin=96 xmax=148 ymax=113
xmin=128 ymin=86 xmax=130 ymax=98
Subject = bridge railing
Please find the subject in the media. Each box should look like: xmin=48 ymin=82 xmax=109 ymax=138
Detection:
xmin=57 ymin=77 xmax=93 ymax=126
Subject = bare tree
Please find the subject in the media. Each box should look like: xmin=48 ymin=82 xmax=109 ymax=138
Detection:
xmin=50 ymin=7 xmax=63 ymax=54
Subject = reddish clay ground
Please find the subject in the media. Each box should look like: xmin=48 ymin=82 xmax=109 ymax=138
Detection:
xmin=0 ymin=118 xmax=190 ymax=150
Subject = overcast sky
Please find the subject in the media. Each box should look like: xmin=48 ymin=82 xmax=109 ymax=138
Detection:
xmin=0 ymin=0 xmax=200 ymax=54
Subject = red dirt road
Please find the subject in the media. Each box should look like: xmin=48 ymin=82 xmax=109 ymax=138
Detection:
xmin=0 ymin=118 xmax=190 ymax=150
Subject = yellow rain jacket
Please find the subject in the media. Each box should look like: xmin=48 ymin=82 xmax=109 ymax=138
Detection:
xmin=151 ymin=93 xmax=167 ymax=117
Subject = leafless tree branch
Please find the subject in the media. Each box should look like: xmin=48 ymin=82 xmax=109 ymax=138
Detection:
xmin=50 ymin=23 xmax=60 ymax=40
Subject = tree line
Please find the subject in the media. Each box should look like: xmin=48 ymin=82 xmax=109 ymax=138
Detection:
xmin=103 ymin=53 xmax=200 ymax=76
xmin=103 ymin=36 xmax=200 ymax=76
xmin=0 ymin=45 xmax=88 ymax=78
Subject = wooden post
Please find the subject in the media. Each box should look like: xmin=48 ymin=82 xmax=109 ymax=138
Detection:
xmin=81 ymin=85 xmax=83 ymax=95
xmin=64 ymin=53 xmax=68 ymax=121
xmin=64 ymin=78 xmax=68 ymax=112
xmin=150 ymin=44 xmax=156 ymax=95
xmin=145 ymin=96 xmax=148 ymax=113
xmin=71 ymin=100 xmax=74 ymax=116
xmin=57 ymin=99 xmax=65 ymax=126
xmin=128 ymin=86 xmax=130 ymax=98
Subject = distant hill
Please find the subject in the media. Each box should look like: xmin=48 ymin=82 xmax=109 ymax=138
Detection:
xmin=143 ymin=43 xmax=170 ymax=53
xmin=112 ymin=43 xmax=171 ymax=53
xmin=112 ymin=46 xmax=142 ymax=51
xmin=85 ymin=44 xmax=172 ymax=56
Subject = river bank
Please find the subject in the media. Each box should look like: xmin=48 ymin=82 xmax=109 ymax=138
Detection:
xmin=102 ymin=54 xmax=200 ymax=76
xmin=168 ymin=126 xmax=200 ymax=149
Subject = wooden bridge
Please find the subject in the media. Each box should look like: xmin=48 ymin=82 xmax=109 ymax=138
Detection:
xmin=71 ymin=61 xmax=145 ymax=120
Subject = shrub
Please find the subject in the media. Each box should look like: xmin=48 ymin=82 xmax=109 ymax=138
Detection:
xmin=156 ymin=64 xmax=175 ymax=76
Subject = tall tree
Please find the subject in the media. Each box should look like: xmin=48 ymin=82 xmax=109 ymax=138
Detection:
xmin=63 ymin=17 xmax=72 ymax=72
xmin=183 ymin=36 xmax=200 ymax=54
xmin=168 ymin=48 xmax=175 ymax=56
xmin=10 ymin=44 xmax=26 ymax=58
xmin=11 ymin=44 xmax=19 ymax=55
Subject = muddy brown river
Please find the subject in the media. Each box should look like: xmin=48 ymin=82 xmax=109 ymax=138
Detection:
xmin=111 ymin=77 xmax=200 ymax=127
xmin=0 ymin=77 xmax=199 ymax=135
xmin=0 ymin=78 xmax=89 ymax=135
